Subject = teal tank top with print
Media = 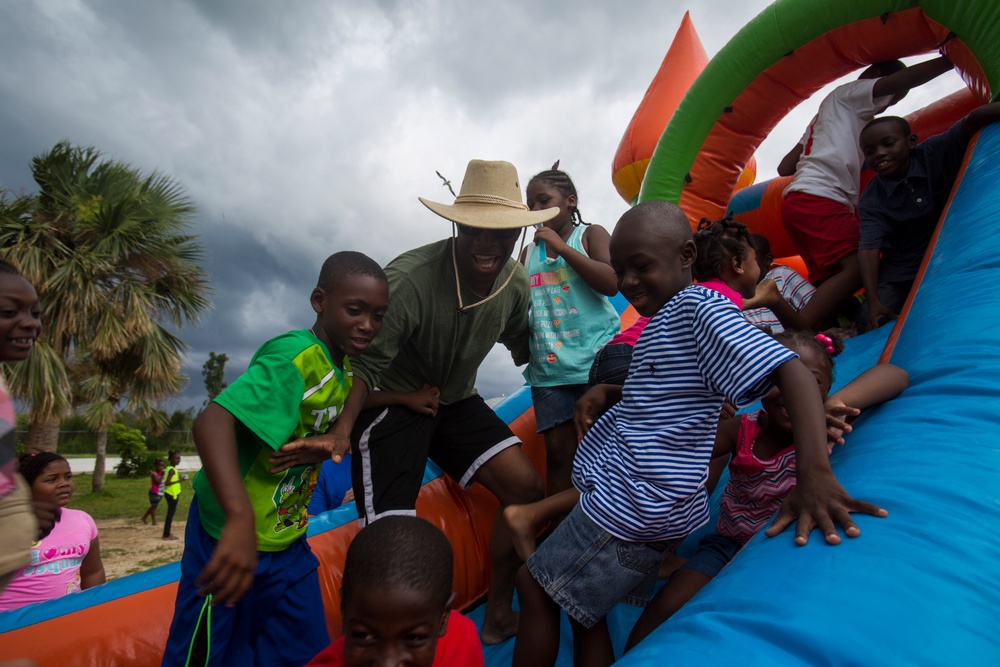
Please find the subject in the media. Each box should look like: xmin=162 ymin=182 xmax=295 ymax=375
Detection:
xmin=524 ymin=225 xmax=620 ymax=386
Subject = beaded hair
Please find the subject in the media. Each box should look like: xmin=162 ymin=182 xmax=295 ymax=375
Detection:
xmin=773 ymin=330 xmax=844 ymax=381
xmin=528 ymin=169 xmax=588 ymax=225
xmin=693 ymin=216 xmax=754 ymax=282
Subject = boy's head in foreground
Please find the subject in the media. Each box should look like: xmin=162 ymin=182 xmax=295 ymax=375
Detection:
xmin=860 ymin=116 xmax=917 ymax=181
xmin=341 ymin=516 xmax=455 ymax=667
xmin=609 ymin=201 xmax=696 ymax=317
xmin=311 ymin=251 xmax=389 ymax=364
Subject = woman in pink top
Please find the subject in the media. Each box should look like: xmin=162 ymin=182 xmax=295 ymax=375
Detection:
xmin=0 ymin=453 xmax=106 ymax=612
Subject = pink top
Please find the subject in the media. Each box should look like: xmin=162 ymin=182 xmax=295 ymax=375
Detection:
xmin=716 ymin=411 xmax=797 ymax=544
xmin=696 ymin=278 xmax=743 ymax=308
xmin=0 ymin=508 xmax=98 ymax=611
xmin=607 ymin=316 xmax=650 ymax=347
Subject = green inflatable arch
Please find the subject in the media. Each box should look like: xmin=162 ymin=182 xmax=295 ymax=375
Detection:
xmin=638 ymin=0 xmax=1000 ymax=208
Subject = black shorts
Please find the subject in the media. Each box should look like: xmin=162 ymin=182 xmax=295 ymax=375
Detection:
xmin=350 ymin=395 xmax=520 ymax=523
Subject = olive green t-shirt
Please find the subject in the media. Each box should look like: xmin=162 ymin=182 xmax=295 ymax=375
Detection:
xmin=351 ymin=239 xmax=530 ymax=404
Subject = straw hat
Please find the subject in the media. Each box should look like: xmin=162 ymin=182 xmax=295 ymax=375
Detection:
xmin=419 ymin=159 xmax=559 ymax=229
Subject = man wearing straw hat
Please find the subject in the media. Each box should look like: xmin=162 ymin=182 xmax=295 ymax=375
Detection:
xmin=338 ymin=159 xmax=557 ymax=644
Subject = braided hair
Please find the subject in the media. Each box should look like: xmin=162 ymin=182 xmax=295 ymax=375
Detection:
xmin=18 ymin=452 xmax=68 ymax=487
xmin=528 ymin=169 xmax=588 ymax=225
xmin=693 ymin=216 xmax=754 ymax=282
xmin=773 ymin=330 xmax=844 ymax=383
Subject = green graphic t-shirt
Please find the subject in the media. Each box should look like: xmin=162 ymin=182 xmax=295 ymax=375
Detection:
xmin=193 ymin=329 xmax=352 ymax=552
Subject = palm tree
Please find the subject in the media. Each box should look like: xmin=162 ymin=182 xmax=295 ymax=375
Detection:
xmin=0 ymin=142 xmax=211 ymax=489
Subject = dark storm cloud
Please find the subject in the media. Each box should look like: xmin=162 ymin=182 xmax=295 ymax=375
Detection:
xmin=0 ymin=0 xmax=963 ymax=412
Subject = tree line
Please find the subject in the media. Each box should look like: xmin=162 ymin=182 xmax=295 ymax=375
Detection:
xmin=0 ymin=141 xmax=216 ymax=490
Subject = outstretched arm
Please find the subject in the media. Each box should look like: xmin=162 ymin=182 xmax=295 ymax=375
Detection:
xmin=363 ymin=383 xmax=440 ymax=416
xmin=871 ymin=56 xmax=952 ymax=101
xmin=777 ymin=144 xmax=804 ymax=177
xmin=763 ymin=358 xmax=887 ymax=545
xmin=960 ymin=102 xmax=1000 ymax=140
xmin=270 ymin=377 xmax=371 ymax=473
xmin=825 ymin=364 xmax=909 ymax=446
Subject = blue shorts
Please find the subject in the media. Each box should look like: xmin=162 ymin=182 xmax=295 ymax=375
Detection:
xmin=162 ymin=499 xmax=330 ymax=667
xmin=588 ymin=343 xmax=633 ymax=387
xmin=531 ymin=384 xmax=588 ymax=433
xmin=680 ymin=532 xmax=743 ymax=579
xmin=526 ymin=504 xmax=681 ymax=628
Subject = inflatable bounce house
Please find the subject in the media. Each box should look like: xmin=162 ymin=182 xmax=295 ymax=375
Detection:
xmin=2 ymin=0 xmax=999 ymax=664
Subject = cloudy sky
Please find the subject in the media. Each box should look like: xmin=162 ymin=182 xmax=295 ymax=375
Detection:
xmin=0 ymin=0 xmax=963 ymax=411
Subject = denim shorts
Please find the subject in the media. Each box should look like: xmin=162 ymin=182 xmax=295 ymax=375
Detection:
xmin=588 ymin=343 xmax=634 ymax=387
xmin=681 ymin=532 xmax=743 ymax=579
xmin=531 ymin=384 xmax=588 ymax=433
xmin=526 ymin=504 xmax=682 ymax=628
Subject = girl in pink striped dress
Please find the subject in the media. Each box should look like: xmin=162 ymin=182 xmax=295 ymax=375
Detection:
xmin=625 ymin=330 xmax=909 ymax=651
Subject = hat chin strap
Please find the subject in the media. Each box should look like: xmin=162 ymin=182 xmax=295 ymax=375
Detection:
xmin=451 ymin=224 xmax=527 ymax=316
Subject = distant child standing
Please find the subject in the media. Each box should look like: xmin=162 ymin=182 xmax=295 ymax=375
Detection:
xmin=857 ymin=102 xmax=1000 ymax=330
xmin=306 ymin=516 xmax=484 ymax=667
xmin=512 ymin=201 xmax=886 ymax=667
xmin=161 ymin=451 xmax=186 ymax=541
xmin=141 ymin=458 xmax=165 ymax=526
xmin=162 ymin=251 xmax=389 ymax=667
xmin=521 ymin=169 xmax=619 ymax=495
xmin=624 ymin=331 xmax=909 ymax=650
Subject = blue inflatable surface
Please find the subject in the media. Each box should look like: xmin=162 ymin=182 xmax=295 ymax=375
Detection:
xmin=616 ymin=123 xmax=1000 ymax=666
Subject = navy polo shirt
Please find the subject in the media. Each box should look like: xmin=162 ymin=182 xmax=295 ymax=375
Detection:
xmin=859 ymin=120 xmax=970 ymax=283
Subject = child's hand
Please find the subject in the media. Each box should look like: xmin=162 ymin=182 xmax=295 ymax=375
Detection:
xmin=720 ymin=399 xmax=736 ymax=420
xmin=32 ymin=500 xmax=61 ymax=540
xmin=269 ymin=430 xmax=351 ymax=473
xmin=823 ymin=398 xmax=861 ymax=452
xmin=197 ymin=515 xmax=257 ymax=606
xmin=574 ymin=384 xmax=619 ymax=439
xmin=865 ymin=300 xmax=898 ymax=332
xmin=401 ymin=383 xmax=441 ymax=416
xmin=764 ymin=469 xmax=887 ymax=545
xmin=533 ymin=226 xmax=567 ymax=255
xmin=742 ymin=278 xmax=781 ymax=309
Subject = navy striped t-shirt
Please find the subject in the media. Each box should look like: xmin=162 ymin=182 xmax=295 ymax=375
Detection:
xmin=573 ymin=285 xmax=797 ymax=542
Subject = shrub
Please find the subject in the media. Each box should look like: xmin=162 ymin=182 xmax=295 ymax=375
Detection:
xmin=112 ymin=423 xmax=148 ymax=478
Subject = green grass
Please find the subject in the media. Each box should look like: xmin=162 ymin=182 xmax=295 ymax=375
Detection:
xmin=71 ymin=473 xmax=193 ymax=521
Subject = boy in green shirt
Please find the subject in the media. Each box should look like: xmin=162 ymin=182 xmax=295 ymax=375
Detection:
xmin=162 ymin=251 xmax=389 ymax=667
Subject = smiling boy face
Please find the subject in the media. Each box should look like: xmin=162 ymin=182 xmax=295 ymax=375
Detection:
xmin=861 ymin=119 xmax=918 ymax=181
xmin=609 ymin=203 xmax=696 ymax=317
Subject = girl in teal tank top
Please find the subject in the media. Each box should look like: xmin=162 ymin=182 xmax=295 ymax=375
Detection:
xmin=520 ymin=169 xmax=620 ymax=496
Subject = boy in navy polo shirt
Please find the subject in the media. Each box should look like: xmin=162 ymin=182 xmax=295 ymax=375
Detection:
xmin=857 ymin=103 xmax=1000 ymax=330
xmin=511 ymin=201 xmax=886 ymax=667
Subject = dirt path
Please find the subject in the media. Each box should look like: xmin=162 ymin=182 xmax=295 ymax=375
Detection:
xmin=96 ymin=518 xmax=187 ymax=580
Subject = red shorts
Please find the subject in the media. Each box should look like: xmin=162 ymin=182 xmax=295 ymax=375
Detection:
xmin=781 ymin=191 xmax=859 ymax=282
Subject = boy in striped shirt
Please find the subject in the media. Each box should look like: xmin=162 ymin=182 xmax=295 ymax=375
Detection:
xmin=511 ymin=201 xmax=886 ymax=667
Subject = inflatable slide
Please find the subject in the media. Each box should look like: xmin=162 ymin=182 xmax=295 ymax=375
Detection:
xmin=2 ymin=1 xmax=999 ymax=665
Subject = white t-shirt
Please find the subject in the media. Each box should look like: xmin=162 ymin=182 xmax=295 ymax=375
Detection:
xmin=783 ymin=79 xmax=894 ymax=210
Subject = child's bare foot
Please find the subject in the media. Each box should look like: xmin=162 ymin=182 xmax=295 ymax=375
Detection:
xmin=480 ymin=610 xmax=519 ymax=646
xmin=163 ymin=535 xmax=179 ymax=541
xmin=503 ymin=505 xmax=540 ymax=562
